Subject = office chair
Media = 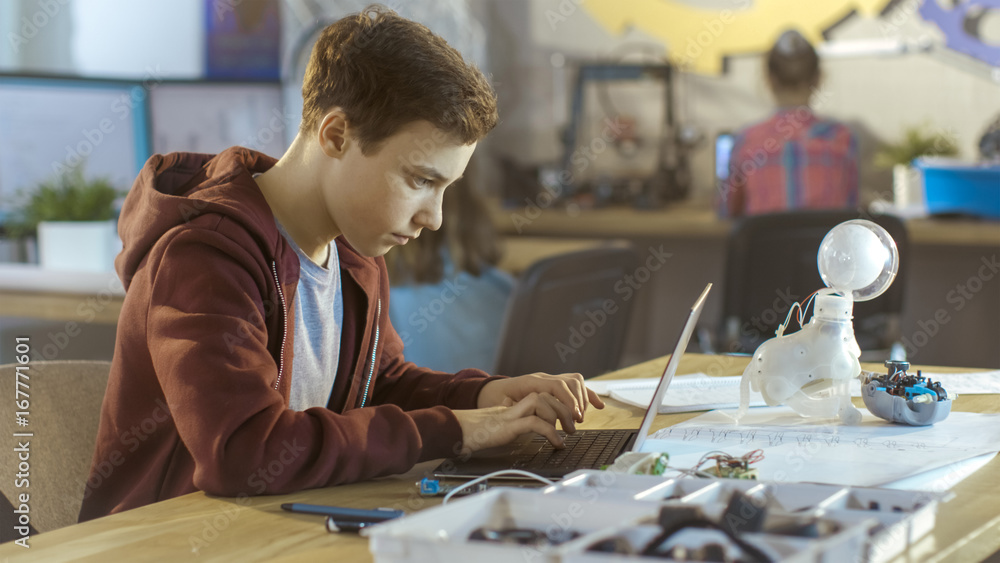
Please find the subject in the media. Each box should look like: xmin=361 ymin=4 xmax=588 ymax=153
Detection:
xmin=493 ymin=245 xmax=640 ymax=379
xmin=0 ymin=360 xmax=111 ymax=536
xmin=719 ymin=210 xmax=908 ymax=358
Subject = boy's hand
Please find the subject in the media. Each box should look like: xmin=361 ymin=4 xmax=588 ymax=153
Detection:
xmin=454 ymin=392 xmax=575 ymax=454
xmin=477 ymin=373 xmax=605 ymax=424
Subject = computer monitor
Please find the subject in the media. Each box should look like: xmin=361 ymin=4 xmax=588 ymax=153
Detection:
xmin=148 ymin=81 xmax=286 ymax=158
xmin=0 ymin=75 xmax=151 ymax=221
xmin=714 ymin=131 xmax=735 ymax=184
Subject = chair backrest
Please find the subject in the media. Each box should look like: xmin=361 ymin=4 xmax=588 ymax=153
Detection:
xmin=721 ymin=210 xmax=908 ymax=354
xmin=494 ymin=245 xmax=639 ymax=379
xmin=0 ymin=360 xmax=111 ymax=534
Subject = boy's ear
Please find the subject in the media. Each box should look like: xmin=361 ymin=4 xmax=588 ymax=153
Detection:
xmin=317 ymin=109 xmax=351 ymax=158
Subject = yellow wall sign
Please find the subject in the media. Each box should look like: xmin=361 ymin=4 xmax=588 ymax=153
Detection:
xmin=578 ymin=0 xmax=893 ymax=73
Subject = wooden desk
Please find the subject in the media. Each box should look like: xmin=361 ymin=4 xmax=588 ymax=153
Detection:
xmin=491 ymin=200 xmax=1000 ymax=247
xmin=0 ymin=264 xmax=124 ymax=324
xmin=497 ymin=236 xmax=625 ymax=275
xmin=2 ymin=355 xmax=997 ymax=562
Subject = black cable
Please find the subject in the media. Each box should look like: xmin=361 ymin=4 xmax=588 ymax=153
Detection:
xmin=640 ymin=518 xmax=774 ymax=562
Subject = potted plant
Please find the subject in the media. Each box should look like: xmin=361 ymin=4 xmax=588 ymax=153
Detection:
xmin=6 ymin=168 xmax=123 ymax=272
xmin=875 ymin=125 xmax=959 ymax=208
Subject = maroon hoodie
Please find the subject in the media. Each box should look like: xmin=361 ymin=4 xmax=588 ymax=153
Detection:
xmin=79 ymin=147 xmax=500 ymax=521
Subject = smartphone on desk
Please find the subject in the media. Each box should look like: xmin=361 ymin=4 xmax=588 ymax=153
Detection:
xmin=280 ymin=503 xmax=404 ymax=523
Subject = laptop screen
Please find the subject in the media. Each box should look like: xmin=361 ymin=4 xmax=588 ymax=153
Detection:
xmin=631 ymin=283 xmax=712 ymax=453
xmin=715 ymin=132 xmax=734 ymax=183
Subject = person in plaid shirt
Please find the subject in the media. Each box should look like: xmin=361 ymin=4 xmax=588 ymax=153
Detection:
xmin=719 ymin=30 xmax=858 ymax=218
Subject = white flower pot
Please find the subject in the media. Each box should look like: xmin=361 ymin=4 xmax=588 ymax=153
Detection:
xmin=892 ymin=164 xmax=924 ymax=208
xmin=37 ymin=220 xmax=120 ymax=272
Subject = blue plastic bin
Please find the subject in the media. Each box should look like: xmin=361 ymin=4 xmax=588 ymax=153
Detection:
xmin=917 ymin=160 xmax=1000 ymax=220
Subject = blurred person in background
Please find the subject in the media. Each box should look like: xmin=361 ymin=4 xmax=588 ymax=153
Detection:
xmin=719 ymin=30 xmax=859 ymax=218
xmin=386 ymin=159 xmax=514 ymax=373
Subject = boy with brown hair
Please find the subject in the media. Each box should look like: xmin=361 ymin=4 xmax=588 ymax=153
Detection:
xmin=80 ymin=5 xmax=602 ymax=521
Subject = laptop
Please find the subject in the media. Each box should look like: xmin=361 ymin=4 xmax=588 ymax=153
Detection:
xmin=715 ymin=131 xmax=734 ymax=185
xmin=432 ymin=283 xmax=712 ymax=479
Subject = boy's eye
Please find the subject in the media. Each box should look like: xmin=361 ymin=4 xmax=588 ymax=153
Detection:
xmin=413 ymin=176 xmax=433 ymax=188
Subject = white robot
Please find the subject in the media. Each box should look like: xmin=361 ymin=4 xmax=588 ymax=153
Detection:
xmin=736 ymin=220 xmax=899 ymax=425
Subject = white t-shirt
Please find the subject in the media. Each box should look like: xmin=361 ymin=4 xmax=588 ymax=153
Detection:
xmin=275 ymin=219 xmax=344 ymax=411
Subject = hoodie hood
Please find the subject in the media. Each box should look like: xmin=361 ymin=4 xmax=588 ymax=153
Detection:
xmin=116 ymin=147 xmax=280 ymax=290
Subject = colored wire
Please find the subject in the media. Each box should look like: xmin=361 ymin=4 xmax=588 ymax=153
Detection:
xmin=663 ymin=465 xmax=716 ymax=479
xmin=690 ymin=449 xmax=765 ymax=476
xmin=796 ymin=290 xmax=821 ymax=327
xmin=441 ymin=470 xmax=555 ymax=505
xmin=778 ymin=303 xmax=801 ymax=336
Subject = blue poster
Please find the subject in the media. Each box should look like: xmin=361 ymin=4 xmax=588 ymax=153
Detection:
xmin=205 ymin=0 xmax=282 ymax=81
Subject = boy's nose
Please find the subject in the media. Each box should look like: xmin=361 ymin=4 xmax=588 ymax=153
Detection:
xmin=415 ymin=195 xmax=443 ymax=231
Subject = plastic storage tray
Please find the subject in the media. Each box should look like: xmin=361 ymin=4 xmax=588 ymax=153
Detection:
xmin=917 ymin=160 xmax=1000 ymax=219
xmin=367 ymin=470 xmax=950 ymax=563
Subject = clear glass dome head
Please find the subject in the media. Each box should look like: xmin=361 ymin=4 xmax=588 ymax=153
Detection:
xmin=817 ymin=220 xmax=898 ymax=302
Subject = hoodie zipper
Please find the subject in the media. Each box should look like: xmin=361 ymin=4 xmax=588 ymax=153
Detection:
xmin=270 ymin=261 xmax=287 ymax=391
xmin=358 ymin=298 xmax=381 ymax=408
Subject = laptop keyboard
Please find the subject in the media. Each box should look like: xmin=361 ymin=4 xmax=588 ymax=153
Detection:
xmin=511 ymin=430 xmax=634 ymax=472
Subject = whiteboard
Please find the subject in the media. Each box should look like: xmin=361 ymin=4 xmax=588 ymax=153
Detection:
xmin=0 ymin=77 xmax=150 ymax=219
xmin=149 ymin=82 xmax=287 ymax=158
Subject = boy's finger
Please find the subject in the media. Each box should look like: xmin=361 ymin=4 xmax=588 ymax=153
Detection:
xmin=508 ymin=392 xmax=557 ymax=427
xmin=563 ymin=373 xmax=587 ymax=422
xmin=587 ymin=388 xmax=606 ymax=409
xmin=545 ymin=380 xmax=583 ymax=423
xmin=510 ymin=392 xmax=573 ymax=433
xmin=511 ymin=416 xmax=564 ymax=449
xmin=531 ymin=398 xmax=560 ymax=428
xmin=504 ymin=392 xmax=539 ymax=417
xmin=537 ymin=392 xmax=576 ymax=433
xmin=555 ymin=373 xmax=587 ymax=419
